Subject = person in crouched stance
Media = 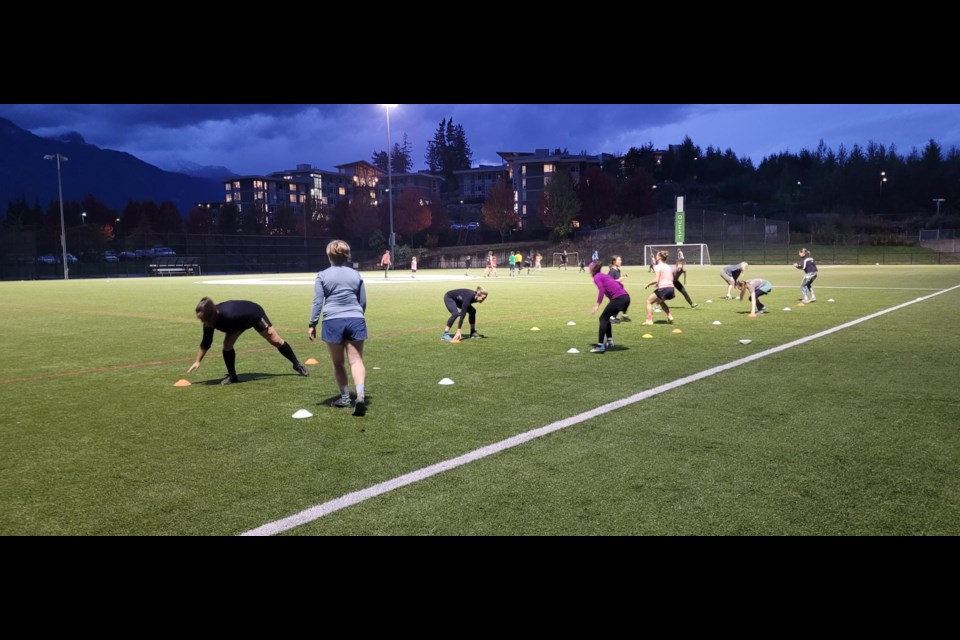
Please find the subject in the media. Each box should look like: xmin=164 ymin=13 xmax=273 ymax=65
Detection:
xmin=189 ymin=298 xmax=309 ymax=385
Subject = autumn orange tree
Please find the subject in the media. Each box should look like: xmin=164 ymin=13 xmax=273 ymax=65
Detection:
xmin=481 ymin=180 xmax=517 ymax=241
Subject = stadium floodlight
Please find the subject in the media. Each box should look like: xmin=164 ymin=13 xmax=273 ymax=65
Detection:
xmin=381 ymin=104 xmax=398 ymax=260
xmin=43 ymin=153 xmax=69 ymax=279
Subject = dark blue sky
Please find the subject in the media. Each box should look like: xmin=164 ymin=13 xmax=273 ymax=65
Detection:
xmin=2 ymin=104 xmax=957 ymax=176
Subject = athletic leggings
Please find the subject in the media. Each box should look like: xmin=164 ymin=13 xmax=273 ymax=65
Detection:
xmin=801 ymin=273 xmax=817 ymax=298
xmin=674 ymin=279 xmax=694 ymax=305
xmin=445 ymin=297 xmax=477 ymax=329
xmin=599 ymin=295 xmax=631 ymax=342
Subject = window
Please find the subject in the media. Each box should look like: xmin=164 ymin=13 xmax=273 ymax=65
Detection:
xmin=521 ymin=165 xmax=527 ymax=176
xmin=544 ymin=163 xmax=555 ymax=173
xmin=339 ymin=187 xmax=346 ymax=196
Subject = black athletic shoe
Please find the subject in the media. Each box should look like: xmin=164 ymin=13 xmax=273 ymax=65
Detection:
xmin=220 ymin=374 xmax=239 ymax=385
xmin=330 ymin=397 xmax=353 ymax=408
xmin=294 ymin=363 xmax=310 ymax=377
xmin=352 ymin=400 xmax=366 ymax=417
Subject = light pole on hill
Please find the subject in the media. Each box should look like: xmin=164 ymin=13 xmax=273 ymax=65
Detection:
xmin=382 ymin=104 xmax=397 ymax=260
xmin=43 ymin=153 xmax=69 ymax=279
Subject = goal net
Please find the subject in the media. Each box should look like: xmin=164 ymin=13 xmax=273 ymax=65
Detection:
xmin=552 ymin=252 xmax=579 ymax=269
xmin=644 ymin=243 xmax=711 ymax=266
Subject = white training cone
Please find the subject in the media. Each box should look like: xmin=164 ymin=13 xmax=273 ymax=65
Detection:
xmin=292 ymin=409 xmax=313 ymax=419
xmin=739 ymin=339 xmax=752 ymax=345
xmin=567 ymin=348 xmax=580 ymax=354
xmin=705 ymin=299 xmax=713 ymax=304
xmin=530 ymin=327 xmax=541 ymax=331
xmin=783 ymin=307 xmax=792 ymax=311
xmin=438 ymin=378 xmax=455 ymax=385
xmin=567 ymin=321 xmax=576 ymax=326
xmin=373 ymin=366 xmax=381 ymax=370
xmin=827 ymin=299 xmax=835 ymax=303
xmin=712 ymin=320 xmax=722 ymax=325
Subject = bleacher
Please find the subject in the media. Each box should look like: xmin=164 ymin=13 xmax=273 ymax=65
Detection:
xmin=147 ymin=257 xmax=202 ymax=276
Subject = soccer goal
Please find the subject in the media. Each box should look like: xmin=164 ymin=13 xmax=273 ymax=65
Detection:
xmin=644 ymin=243 xmax=711 ymax=266
xmin=553 ymin=252 xmax=579 ymax=269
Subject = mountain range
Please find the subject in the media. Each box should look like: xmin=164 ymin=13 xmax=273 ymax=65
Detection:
xmin=0 ymin=117 xmax=230 ymax=213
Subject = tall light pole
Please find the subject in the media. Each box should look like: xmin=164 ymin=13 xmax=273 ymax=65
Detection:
xmin=880 ymin=171 xmax=887 ymax=196
xmin=382 ymin=104 xmax=397 ymax=259
xmin=43 ymin=153 xmax=69 ymax=279
xmin=933 ymin=198 xmax=945 ymax=215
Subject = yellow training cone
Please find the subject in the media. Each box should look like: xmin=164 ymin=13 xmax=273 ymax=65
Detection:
xmin=174 ymin=379 xmax=191 ymax=387
xmin=642 ymin=333 xmax=654 ymax=339
xmin=530 ymin=327 xmax=540 ymax=331
xmin=672 ymin=328 xmax=683 ymax=334
xmin=304 ymin=357 xmax=320 ymax=365
xmin=748 ymin=313 xmax=757 ymax=318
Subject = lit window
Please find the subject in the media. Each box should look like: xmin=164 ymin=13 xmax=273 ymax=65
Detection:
xmin=339 ymin=187 xmax=346 ymax=196
xmin=544 ymin=163 xmax=555 ymax=173
xmin=521 ymin=166 xmax=527 ymax=176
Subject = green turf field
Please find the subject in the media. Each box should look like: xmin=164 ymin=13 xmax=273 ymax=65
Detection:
xmin=2 ymin=264 xmax=958 ymax=535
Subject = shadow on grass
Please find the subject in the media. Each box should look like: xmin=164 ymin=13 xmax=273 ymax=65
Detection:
xmin=198 ymin=371 xmax=294 ymax=385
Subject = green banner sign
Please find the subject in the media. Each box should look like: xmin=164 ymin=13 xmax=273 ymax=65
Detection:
xmin=675 ymin=196 xmax=685 ymax=244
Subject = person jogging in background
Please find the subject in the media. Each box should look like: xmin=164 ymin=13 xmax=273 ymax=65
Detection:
xmin=795 ymin=248 xmax=818 ymax=303
xmin=379 ymin=249 xmax=391 ymax=278
xmin=720 ymin=261 xmax=749 ymax=299
xmin=441 ymin=287 xmax=489 ymax=342
xmin=410 ymin=255 xmax=417 ymax=279
xmin=672 ymin=256 xmax=699 ymax=308
xmin=643 ymin=250 xmax=676 ymax=325
xmin=189 ymin=298 xmax=309 ymax=385
xmin=483 ymin=251 xmax=497 ymax=277
xmin=737 ymin=277 xmax=773 ymax=316
xmin=589 ymin=260 xmax=630 ymax=353
xmin=309 ymin=239 xmax=369 ymax=416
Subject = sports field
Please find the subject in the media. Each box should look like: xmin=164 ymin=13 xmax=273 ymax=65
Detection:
xmin=2 ymin=263 xmax=958 ymax=535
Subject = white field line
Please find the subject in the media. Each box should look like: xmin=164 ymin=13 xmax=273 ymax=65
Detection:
xmin=242 ymin=282 xmax=959 ymax=534
xmin=241 ymin=283 xmax=960 ymax=536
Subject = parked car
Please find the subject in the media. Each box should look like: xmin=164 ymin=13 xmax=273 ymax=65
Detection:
xmin=103 ymin=251 xmax=119 ymax=262
xmin=118 ymin=251 xmax=138 ymax=261
xmin=449 ymin=223 xmax=463 ymax=231
xmin=466 ymin=221 xmax=480 ymax=231
xmin=152 ymin=247 xmax=176 ymax=256
xmin=66 ymin=253 xmax=79 ymax=263
xmin=36 ymin=254 xmax=59 ymax=264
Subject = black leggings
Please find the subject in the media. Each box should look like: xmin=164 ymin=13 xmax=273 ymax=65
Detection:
xmin=675 ymin=280 xmax=694 ymax=305
xmin=445 ymin=297 xmax=477 ymax=329
xmin=599 ymin=295 xmax=631 ymax=342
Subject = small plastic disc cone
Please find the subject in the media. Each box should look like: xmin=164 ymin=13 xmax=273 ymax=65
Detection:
xmin=439 ymin=378 xmax=455 ymax=385
xmin=530 ymin=327 xmax=540 ymax=331
xmin=450 ymin=336 xmax=461 ymax=343
xmin=292 ymin=409 xmax=313 ymax=419
xmin=739 ymin=339 xmax=752 ymax=345
xmin=672 ymin=328 xmax=683 ymax=334
xmin=567 ymin=321 xmax=576 ymax=326
xmin=748 ymin=313 xmax=757 ymax=318
xmin=567 ymin=348 xmax=580 ymax=354
xmin=705 ymin=299 xmax=713 ymax=303
xmin=174 ymin=379 xmax=191 ymax=387
xmin=783 ymin=307 xmax=792 ymax=311
xmin=828 ymin=299 xmax=835 ymax=303
xmin=712 ymin=320 xmax=722 ymax=325
xmin=797 ymin=302 xmax=805 ymax=307
xmin=642 ymin=333 xmax=654 ymax=339
xmin=373 ymin=366 xmax=381 ymax=370
xmin=304 ymin=357 xmax=320 ymax=365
